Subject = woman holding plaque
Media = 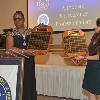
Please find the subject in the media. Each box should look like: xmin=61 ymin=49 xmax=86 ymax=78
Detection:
xmin=6 ymin=11 xmax=37 ymax=100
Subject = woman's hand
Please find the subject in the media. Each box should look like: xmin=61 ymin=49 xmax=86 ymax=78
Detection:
xmin=24 ymin=49 xmax=34 ymax=56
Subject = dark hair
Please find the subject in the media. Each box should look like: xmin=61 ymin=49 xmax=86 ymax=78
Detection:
xmin=96 ymin=18 xmax=100 ymax=27
xmin=13 ymin=11 xmax=25 ymax=20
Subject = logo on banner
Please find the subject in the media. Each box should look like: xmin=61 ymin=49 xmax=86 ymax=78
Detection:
xmin=38 ymin=13 xmax=49 ymax=25
xmin=36 ymin=0 xmax=50 ymax=11
xmin=0 ymin=76 xmax=12 ymax=100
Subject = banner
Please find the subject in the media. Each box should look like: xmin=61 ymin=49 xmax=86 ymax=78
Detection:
xmin=0 ymin=65 xmax=18 ymax=100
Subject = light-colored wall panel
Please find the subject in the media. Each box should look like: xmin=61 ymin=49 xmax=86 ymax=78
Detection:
xmin=0 ymin=0 xmax=27 ymax=33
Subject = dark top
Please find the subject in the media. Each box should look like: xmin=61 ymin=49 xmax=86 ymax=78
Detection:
xmin=88 ymin=32 xmax=100 ymax=57
xmin=10 ymin=28 xmax=37 ymax=100
xmin=12 ymin=28 xmax=31 ymax=49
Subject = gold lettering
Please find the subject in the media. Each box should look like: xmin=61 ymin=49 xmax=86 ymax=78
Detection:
xmin=5 ymin=86 xmax=9 ymax=91
xmin=0 ymin=78 xmax=6 ymax=86
xmin=6 ymin=92 xmax=11 ymax=97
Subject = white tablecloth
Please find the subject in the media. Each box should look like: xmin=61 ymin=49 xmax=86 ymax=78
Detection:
xmin=35 ymin=64 xmax=87 ymax=100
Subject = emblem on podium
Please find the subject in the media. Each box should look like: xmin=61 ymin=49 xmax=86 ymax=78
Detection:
xmin=0 ymin=76 xmax=12 ymax=100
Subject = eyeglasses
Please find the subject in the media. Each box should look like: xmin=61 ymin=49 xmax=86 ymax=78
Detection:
xmin=13 ymin=17 xmax=24 ymax=21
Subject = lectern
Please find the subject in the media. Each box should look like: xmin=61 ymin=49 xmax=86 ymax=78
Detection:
xmin=0 ymin=49 xmax=26 ymax=100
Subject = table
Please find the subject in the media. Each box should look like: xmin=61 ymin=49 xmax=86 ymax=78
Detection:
xmin=35 ymin=64 xmax=87 ymax=100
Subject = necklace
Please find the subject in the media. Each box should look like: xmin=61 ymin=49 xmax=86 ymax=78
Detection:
xmin=23 ymin=40 xmax=26 ymax=46
xmin=22 ymin=30 xmax=26 ymax=37
xmin=22 ymin=31 xmax=26 ymax=46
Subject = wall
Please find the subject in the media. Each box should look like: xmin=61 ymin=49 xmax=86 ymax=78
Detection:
xmin=0 ymin=0 xmax=27 ymax=33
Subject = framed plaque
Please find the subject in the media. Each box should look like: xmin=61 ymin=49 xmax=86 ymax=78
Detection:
xmin=27 ymin=32 xmax=52 ymax=54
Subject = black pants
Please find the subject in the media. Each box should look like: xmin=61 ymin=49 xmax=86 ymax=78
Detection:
xmin=22 ymin=56 xmax=37 ymax=100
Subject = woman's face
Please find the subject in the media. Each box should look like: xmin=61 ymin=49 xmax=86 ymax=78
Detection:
xmin=95 ymin=26 xmax=100 ymax=33
xmin=13 ymin=13 xmax=25 ymax=28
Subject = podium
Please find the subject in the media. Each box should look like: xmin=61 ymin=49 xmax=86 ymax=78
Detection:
xmin=0 ymin=49 xmax=26 ymax=100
